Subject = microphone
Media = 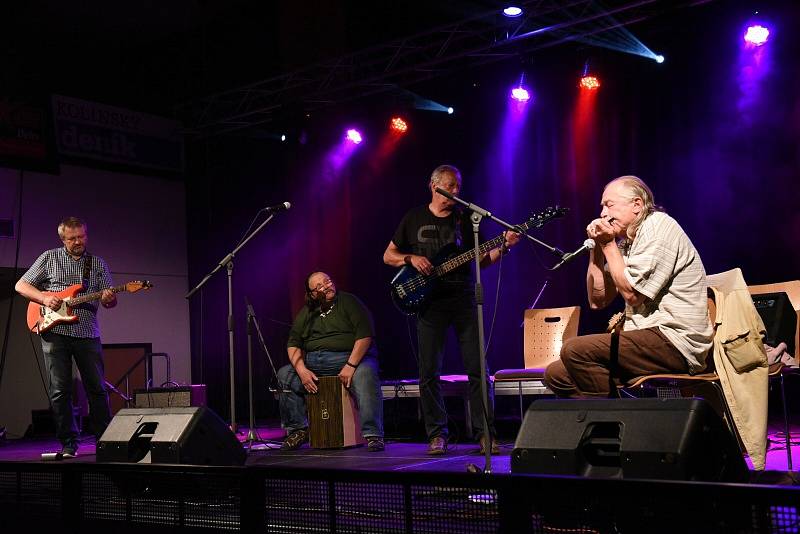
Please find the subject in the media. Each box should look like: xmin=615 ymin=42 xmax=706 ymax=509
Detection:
xmin=552 ymin=239 xmax=596 ymax=270
xmin=434 ymin=187 xmax=456 ymax=200
xmin=265 ymin=201 xmax=291 ymax=212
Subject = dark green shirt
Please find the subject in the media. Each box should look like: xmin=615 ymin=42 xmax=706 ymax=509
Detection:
xmin=287 ymin=291 xmax=376 ymax=355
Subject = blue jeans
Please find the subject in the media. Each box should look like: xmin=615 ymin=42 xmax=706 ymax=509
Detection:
xmin=417 ymin=290 xmax=495 ymax=440
xmin=40 ymin=332 xmax=111 ymax=445
xmin=277 ymin=351 xmax=383 ymax=438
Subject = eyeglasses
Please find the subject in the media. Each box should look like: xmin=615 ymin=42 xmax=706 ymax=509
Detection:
xmin=311 ymin=278 xmax=333 ymax=292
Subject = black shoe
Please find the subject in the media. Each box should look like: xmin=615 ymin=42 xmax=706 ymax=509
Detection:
xmin=61 ymin=443 xmax=78 ymax=458
xmin=367 ymin=438 xmax=385 ymax=452
xmin=281 ymin=429 xmax=309 ymax=450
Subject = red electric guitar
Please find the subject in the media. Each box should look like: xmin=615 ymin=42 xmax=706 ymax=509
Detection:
xmin=26 ymin=281 xmax=152 ymax=334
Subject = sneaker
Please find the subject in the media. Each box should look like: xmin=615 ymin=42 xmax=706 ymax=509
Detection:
xmin=281 ymin=429 xmax=309 ymax=450
xmin=61 ymin=443 xmax=78 ymax=458
xmin=478 ymin=434 xmax=499 ymax=455
xmin=367 ymin=437 xmax=385 ymax=452
xmin=427 ymin=435 xmax=447 ymax=455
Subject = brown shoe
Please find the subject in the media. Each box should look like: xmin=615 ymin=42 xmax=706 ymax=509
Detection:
xmin=282 ymin=429 xmax=309 ymax=450
xmin=479 ymin=435 xmax=500 ymax=455
xmin=427 ymin=435 xmax=447 ymax=455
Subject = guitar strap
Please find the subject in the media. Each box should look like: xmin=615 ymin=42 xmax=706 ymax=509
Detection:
xmin=81 ymin=253 xmax=93 ymax=289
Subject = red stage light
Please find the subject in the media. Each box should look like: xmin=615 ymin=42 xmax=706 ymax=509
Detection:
xmin=390 ymin=117 xmax=408 ymax=133
xmin=579 ymin=75 xmax=601 ymax=90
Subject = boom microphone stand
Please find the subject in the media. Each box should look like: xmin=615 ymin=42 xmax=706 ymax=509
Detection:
xmin=186 ymin=205 xmax=288 ymax=432
xmin=434 ymin=187 xmax=565 ymax=473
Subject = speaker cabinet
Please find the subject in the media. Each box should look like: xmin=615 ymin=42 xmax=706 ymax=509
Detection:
xmin=307 ymin=376 xmax=365 ymax=448
xmin=97 ymin=406 xmax=245 ymax=466
xmin=752 ymin=292 xmax=796 ymax=355
xmin=511 ymin=398 xmax=747 ymax=482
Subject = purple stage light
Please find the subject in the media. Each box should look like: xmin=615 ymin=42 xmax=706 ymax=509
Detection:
xmin=503 ymin=6 xmax=523 ymax=18
xmin=346 ymin=129 xmax=363 ymax=144
xmin=511 ymin=87 xmax=530 ymax=103
xmin=744 ymin=25 xmax=770 ymax=46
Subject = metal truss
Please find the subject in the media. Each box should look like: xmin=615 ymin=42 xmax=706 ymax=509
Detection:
xmin=177 ymin=0 xmax=709 ymax=138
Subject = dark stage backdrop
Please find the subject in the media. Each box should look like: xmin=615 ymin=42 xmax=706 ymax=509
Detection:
xmin=185 ymin=1 xmax=800 ymax=422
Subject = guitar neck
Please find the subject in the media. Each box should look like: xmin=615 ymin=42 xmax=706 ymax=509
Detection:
xmin=434 ymin=235 xmax=505 ymax=277
xmin=67 ymin=284 xmax=128 ymax=306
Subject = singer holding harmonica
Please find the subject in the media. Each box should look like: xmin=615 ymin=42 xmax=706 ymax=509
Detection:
xmin=544 ymin=176 xmax=714 ymax=397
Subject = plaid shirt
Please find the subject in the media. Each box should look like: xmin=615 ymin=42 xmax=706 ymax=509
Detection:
xmin=20 ymin=247 xmax=114 ymax=338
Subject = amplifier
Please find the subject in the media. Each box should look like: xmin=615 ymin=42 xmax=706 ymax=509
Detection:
xmin=133 ymin=385 xmax=207 ymax=409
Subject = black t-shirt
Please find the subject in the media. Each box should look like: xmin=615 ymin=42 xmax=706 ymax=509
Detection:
xmin=391 ymin=204 xmax=482 ymax=285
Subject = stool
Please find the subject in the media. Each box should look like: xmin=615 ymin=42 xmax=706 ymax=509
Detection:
xmin=307 ymin=376 xmax=366 ymax=448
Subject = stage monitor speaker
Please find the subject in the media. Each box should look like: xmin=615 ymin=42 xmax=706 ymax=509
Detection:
xmin=96 ymin=406 xmax=245 ymax=466
xmin=511 ymin=398 xmax=748 ymax=482
xmin=752 ymin=292 xmax=796 ymax=356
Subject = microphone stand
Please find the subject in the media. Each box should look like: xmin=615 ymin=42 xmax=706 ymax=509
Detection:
xmin=185 ymin=211 xmax=277 ymax=433
xmin=435 ymin=188 xmax=565 ymax=474
xmin=247 ymin=299 xmax=288 ymax=449
xmin=245 ymin=300 xmax=261 ymax=447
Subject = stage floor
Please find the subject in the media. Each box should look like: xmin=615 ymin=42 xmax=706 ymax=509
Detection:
xmin=1 ymin=420 xmax=798 ymax=480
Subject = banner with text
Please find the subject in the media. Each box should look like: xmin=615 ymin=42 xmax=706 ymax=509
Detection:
xmin=52 ymin=95 xmax=184 ymax=172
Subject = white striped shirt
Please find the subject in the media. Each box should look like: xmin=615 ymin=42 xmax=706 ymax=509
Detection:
xmin=622 ymin=212 xmax=714 ymax=372
xmin=20 ymin=248 xmax=114 ymax=338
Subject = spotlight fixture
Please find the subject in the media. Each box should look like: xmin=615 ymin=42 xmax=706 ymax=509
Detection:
xmin=503 ymin=6 xmax=523 ymax=18
xmin=579 ymin=75 xmax=601 ymax=90
xmin=390 ymin=117 xmax=408 ymax=133
xmin=510 ymin=72 xmax=531 ymax=103
xmin=654 ymin=54 xmax=665 ymax=64
xmin=280 ymin=134 xmax=287 ymax=142
xmin=511 ymin=87 xmax=530 ymax=102
xmin=744 ymin=24 xmax=770 ymax=46
xmin=345 ymin=128 xmax=363 ymax=144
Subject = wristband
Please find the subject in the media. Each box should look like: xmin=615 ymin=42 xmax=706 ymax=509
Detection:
xmin=345 ymin=361 xmax=359 ymax=369
xmin=403 ymin=255 xmax=412 ymax=266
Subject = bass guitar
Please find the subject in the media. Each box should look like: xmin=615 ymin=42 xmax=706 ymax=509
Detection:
xmin=27 ymin=281 xmax=153 ymax=334
xmin=390 ymin=206 xmax=567 ymax=314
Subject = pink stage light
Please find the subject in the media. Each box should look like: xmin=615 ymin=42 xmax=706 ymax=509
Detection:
xmin=511 ymin=87 xmax=530 ymax=102
xmin=744 ymin=25 xmax=770 ymax=47
xmin=345 ymin=129 xmax=363 ymax=144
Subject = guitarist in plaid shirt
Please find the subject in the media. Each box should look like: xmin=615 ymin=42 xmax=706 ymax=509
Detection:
xmin=15 ymin=217 xmax=116 ymax=458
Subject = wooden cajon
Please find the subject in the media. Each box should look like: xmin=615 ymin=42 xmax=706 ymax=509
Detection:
xmin=306 ymin=376 xmax=366 ymax=448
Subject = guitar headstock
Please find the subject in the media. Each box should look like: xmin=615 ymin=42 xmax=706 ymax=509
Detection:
xmin=125 ymin=281 xmax=153 ymax=293
xmin=522 ymin=206 xmax=569 ymax=230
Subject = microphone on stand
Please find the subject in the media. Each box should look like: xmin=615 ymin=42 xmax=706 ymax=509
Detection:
xmin=264 ymin=202 xmax=291 ymax=212
xmin=551 ymin=239 xmax=596 ymax=270
xmin=434 ymin=187 xmax=456 ymax=200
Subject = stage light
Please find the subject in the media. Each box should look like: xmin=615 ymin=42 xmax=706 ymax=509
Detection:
xmin=744 ymin=25 xmax=770 ymax=46
xmin=280 ymin=134 xmax=287 ymax=142
xmin=390 ymin=117 xmax=408 ymax=133
xmin=511 ymin=86 xmax=530 ymax=102
xmin=447 ymin=107 xmax=454 ymax=115
xmin=579 ymin=75 xmax=601 ymax=90
xmin=654 ymin=54 xmax=665 ymax=64
xmin=503 ymin=6 xmax=523 ymax=18
xmin=345 ymin=128 xmax=363 ymax=144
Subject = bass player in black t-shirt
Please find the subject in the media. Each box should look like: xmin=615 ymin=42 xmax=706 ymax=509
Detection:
xmin=383 ymin=165 xmax=519 ymax=455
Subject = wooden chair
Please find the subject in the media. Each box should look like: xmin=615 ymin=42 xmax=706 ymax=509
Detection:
xmin=493 ymin=306 xmax=580 ymax=419
xmin=618 ymin=271 xmax=781 ymax=470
